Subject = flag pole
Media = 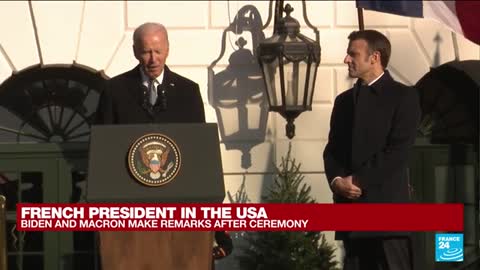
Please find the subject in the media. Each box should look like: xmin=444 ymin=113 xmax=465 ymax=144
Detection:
xmin=451 ymin=32 xmax=460 ymax=61
xmin=357 ymin=7 xmax=365 ymax=30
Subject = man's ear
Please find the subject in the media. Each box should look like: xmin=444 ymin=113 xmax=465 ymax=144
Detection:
xmin=133 ymin=45 xmax=139 ymax=60
xmin=371 ymin=51 xmax=380 ymax=64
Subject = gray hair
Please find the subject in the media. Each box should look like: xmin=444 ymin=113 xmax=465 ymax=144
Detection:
xmin=133 ymin=22 xmax=169 ymax=46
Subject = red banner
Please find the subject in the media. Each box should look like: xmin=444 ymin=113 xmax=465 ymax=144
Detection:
xmin=16 ymin=203 xmax=463 ymax=231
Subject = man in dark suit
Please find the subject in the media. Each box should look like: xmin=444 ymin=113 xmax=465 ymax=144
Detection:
xmin=92 ymin=22 xmax=207 ymax=269
xmin=95 ymin=22 xmax=205 ymax=124
xmin=323 ymin=30 xmax=421 ymax=270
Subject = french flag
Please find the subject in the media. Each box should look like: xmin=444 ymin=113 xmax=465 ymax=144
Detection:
xmin=357 ymin=1 xmax=480 ymax=45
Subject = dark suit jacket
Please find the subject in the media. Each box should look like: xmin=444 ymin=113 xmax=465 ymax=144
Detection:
xmin=323 ymin=71 xmax=421 ymax=239
xmin=95 ymin=65 xmax=205 ymax=124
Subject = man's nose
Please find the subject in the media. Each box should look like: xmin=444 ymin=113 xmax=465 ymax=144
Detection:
xmin=344 ymin=55 xmax=351 ymax=64
xmin=148 ymin=52 xmax=157 ymax=63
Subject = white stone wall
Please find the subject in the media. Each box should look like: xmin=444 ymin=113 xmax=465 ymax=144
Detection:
xmin=0 ymin=0 xmax=479 ymax=266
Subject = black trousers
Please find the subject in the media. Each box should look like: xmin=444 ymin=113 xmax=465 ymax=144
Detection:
xmin=343 ymin=237 xmax=413 ymax=270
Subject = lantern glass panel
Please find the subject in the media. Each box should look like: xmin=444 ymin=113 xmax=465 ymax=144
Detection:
xmin=261 ymin=58 xmax=282 ymax=107
xmin=283 ymin=59 xmax=308 ymax=107
xmin=306 ymin=62 xmax=318 ymax=108
xmin=286 ymin=34 xmax=301 ymax=42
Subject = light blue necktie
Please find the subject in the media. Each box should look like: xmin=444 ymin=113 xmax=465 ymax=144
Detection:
xmin=149 ymin=79 xmax=157 ymax=105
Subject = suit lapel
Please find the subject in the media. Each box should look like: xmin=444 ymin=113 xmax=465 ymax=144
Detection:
xmin=352 ymin=84 xmax=365 ymax=171
xmin=125 ymin=66 xmax=144 ymax=102
xmin=124 ymin=66 xmax=152 ymax=115
xmin=161 ymin=65 xmax=177 ymax=93
xmin=351 ymin=72 xmax=393 ymax=170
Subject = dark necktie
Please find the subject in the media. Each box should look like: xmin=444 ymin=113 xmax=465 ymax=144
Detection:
xmin=149 ymin=79 xmax=157 ymax=106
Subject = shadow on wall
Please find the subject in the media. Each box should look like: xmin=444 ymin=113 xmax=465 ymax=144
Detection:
xmin=207 ymin=4 xmax=269 ymax=170
xmin=208 ymin=5 xmax=276 ymax=270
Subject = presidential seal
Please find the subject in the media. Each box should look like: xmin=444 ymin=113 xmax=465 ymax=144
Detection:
xmin=128 ymin=133 xmax=181 ymax=186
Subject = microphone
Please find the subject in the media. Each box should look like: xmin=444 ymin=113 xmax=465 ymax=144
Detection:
xmin=141 ymin=85 xmax=154 ymax=115
xmin=157 ymin=84 xmax=167 ymax=111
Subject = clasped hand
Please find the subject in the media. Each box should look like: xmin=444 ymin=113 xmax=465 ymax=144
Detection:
xmin=332 ymin=175 xmax=362 ymax=200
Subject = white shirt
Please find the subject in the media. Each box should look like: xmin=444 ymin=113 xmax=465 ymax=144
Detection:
xmin=367 ymin=71 xmax=384 ymax=86
xmin=140 ymin=67 xmax=164 ymax=92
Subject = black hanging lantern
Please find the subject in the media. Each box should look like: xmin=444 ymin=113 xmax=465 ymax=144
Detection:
xmin=257 ymin=0 xmax=321 ymax=139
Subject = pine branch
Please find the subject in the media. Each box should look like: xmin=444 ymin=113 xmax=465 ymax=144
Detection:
xmin=238 ymin=143 xmax=339 ymax=270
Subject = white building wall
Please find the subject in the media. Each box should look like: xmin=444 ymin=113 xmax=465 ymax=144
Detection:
xmin=0 ymin=0 xmax=479 ymax=267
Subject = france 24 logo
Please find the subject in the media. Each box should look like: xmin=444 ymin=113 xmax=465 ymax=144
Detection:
xmin=435 ymin=233 xmax=463 ymax=262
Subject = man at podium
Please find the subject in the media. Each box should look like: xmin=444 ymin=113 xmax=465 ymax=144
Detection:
xmin=95 ymin=22 xmax=205 ymax=125
xmin=90 ymin=22 xmax=225 ymax=270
